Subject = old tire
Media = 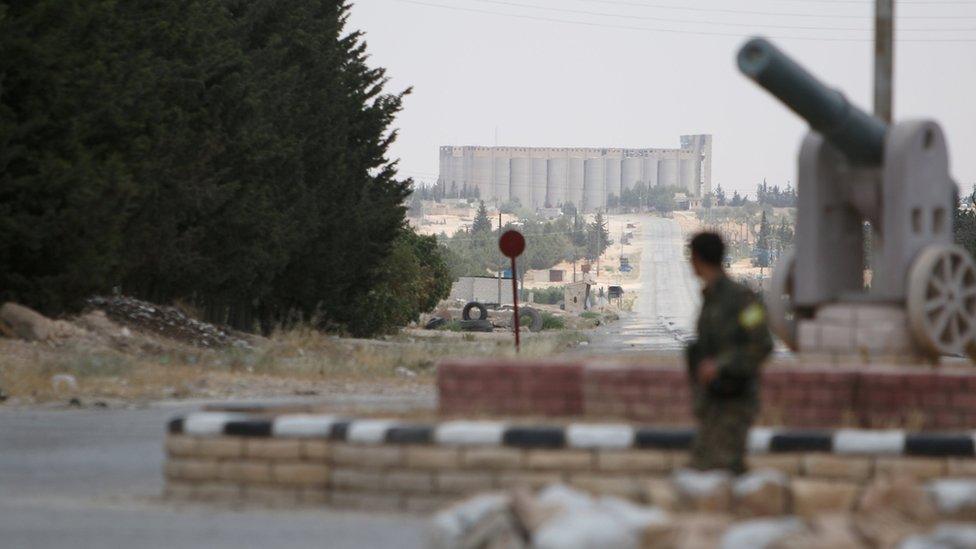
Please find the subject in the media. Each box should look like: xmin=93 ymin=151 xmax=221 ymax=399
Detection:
xmin=462 ymin=301 xmax=488 ymax=321
xmin=519 ymin=307 xmax=544 ymax=332
xmin=907 ymin=244 xmax=976 ymax=357
xmin=424 ymin=317 xmax=447 ymax=330
xmin=459 ymin=319 xmax=493 ymax=332
xmin=765 ymin=250 xmax=798 ymax=351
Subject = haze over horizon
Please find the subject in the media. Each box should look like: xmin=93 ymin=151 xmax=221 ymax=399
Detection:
xmin=350 ymin=0 xmax=976 ymax=197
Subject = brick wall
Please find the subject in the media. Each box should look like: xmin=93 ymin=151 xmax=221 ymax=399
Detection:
xmin=438 ymin=359 xmax=976 ymax=430
xmin=438 ymin=359 xmax=586 ymax=417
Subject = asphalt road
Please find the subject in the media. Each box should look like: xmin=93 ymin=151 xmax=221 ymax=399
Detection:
xmin=0 ymin=402 xmax=428 ymax=549
xmin=585 ymin=215 xmax=701 ymax=354
xmin=0 ymin=215 xmax=701 ymax=547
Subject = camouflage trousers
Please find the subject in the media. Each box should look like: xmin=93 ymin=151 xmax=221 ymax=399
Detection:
xmin=690 ymin=398 xmax=757 ymax=475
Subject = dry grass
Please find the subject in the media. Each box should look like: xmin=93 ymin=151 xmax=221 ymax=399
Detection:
xmin=0 ymin=324 xmax=585 ymax=404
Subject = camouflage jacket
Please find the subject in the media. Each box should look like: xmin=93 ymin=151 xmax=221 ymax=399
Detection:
xmin=686 ymin=275 xmax=773 ymax=403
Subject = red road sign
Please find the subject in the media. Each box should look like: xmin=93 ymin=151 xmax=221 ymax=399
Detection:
xmin=498 ymin=230 xmax=526 ymax=353
xmin=499 ymin=230 xmax=525 ymax=258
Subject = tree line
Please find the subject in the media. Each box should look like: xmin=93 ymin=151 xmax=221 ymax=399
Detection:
xmin=439 ymin=202 xmax=612 ymax=285
xmin=711 ymin=180 xmax=796 ymax=208
xmin=0 ymin=1 xmax=450 ymax=336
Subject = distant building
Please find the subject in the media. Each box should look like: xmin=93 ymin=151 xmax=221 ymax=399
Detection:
xmin=437 ymin=135 xmax=712 ymax=212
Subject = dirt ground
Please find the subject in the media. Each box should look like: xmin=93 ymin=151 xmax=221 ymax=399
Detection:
xmin=0 ymin=298 xmax=587 ymax=408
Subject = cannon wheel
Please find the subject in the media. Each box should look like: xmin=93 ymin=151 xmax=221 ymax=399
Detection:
xmin=907 ymin=244 xmax=976 ymax=357
xmin=765 ymin=250 xmax=798 ymax=351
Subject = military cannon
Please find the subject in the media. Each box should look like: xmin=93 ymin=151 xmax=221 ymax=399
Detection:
xmin=738 ymin=38 xmax=976 ymax=359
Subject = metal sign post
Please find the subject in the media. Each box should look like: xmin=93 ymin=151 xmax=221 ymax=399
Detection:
xmin=499 ymin=230 xmax=526 ymax=353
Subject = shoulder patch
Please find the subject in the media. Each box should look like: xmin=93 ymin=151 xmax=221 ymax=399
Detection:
xmin=739 ymin=302 xmax=765 ymax=330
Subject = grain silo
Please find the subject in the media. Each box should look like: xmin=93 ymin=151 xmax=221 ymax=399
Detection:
xmin=604 ymin=157 xmax=622 ymax=203
xmin=643 ymin=157 xmax=659 ymax=187
xmin=546 ymin=158 xmax=567 ymax=207
xmin=471 ymin=154 xmax=492 ymax=200
xmin=621 ymin=157 xmax=643 ymax=191
xmin=657 ymin=157 xmax=678 ymax=187
xmin=679 ymin=157 xmax=698 ymax=195
xmin=493 ymin=157 xmax=510 ymax=202
xmin=510 ymin=157 xmax=532 ymax=207
xmin=583 ymin=158 xmax=605 ymax=212
xmin=532 ymin=158 xmax=548 ymax=209
xmin=567 ymin=158 xmax=585 ymax=209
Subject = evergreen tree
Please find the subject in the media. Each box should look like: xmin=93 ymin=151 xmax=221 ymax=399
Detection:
xmin=571 ymin=211 xmax=588 ymax=249
xmin=774 ymin=217 xmax=795 ymax=260
xmin=586 ymin=211 xmax=612 ymax=261
xmin=714 ymin=184 xmax=727 ymax=207
xmin=561 ymin=202 xmax=578 ymax=218
xmin=471 ymin=201 xmax=493 ymax=234
xmin=956 ymin=185 xmax=976 ymax=259
xmin=0 ymin=1 xmax=135 ymax=313
xmin=753 ymin=210 xmax=772 ymax=270
xmin=0 ymin=1 xmax=440 ymax=336
xmin=731 ymin=190 xmax=744 ymax=207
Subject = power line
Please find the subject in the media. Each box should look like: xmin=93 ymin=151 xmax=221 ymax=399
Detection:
xmin=569 ymin=0 xmax=976 ymax=20
xmin=392 ymin=0 xmax=976 ymax=41
xmin=469 ymin=0 xmax=976 ymax=31
xmin=773 ymin=0 xmax=975 ymax=4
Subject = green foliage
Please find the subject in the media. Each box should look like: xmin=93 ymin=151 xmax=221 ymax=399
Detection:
xmin=730 ymin=190 xmax=748 ymax=207
xmin=528 ymin=286 xmax=563 ymax=305
xmin=619 ymin=183 xmax=682 ymax=213
xmin=586 ymin=211 xmax=612 ymax=261
xmin=437 ymin=320 xmax=462 ymax=332
xmin=346 ymin=230 xmax=452 ymax=337
xmin=756 ymin=179 xmax=796 ymax=207
xmin=714 ymin=184 xmax=727 ymax=206
xmin=774 ymin=217 xmax=795 ymax=258
xmin=541 ymin=312 xmax=565 ymax=330
xmin=580 ymin=311 xmax=600 ymax=320
xmin=0 ymin=1 xmax=135 ymax=313
xmin=956 ymin=185 xmax=976 ymax=259
xmin=441 ymin=213 xmax=581 ymax=281
xmin=753 ymin=210 xmax=772 ymax=269
xmin=471 ymin=201 xmax=493 ymax=235
xmin=0 ymin=1 xmax=437 ymax=336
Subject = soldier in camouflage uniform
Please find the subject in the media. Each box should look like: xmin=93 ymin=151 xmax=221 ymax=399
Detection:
xmin=686 ymin=232 xmax=773 ymax=474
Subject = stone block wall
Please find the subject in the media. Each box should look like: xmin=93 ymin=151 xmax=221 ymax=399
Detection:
xmin=439 ymin=358 xmax=976 ymax=430
xmin=164 ymin=412 xmax=976 ymax=512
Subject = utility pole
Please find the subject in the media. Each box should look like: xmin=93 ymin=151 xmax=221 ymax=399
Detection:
xmin=874 ymin=0 xmax=894 ymax=123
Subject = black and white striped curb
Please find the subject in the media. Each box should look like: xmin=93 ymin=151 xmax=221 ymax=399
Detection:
xmin=168 ymin=412 xmax=976 ymax=458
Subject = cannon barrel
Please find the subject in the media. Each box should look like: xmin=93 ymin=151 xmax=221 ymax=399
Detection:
xmin=737 ymin=37 xmax=887 ymax=165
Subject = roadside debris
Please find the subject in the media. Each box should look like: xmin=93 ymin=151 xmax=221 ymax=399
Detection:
xmin=86 ymin=296 xmax=248 ymax=349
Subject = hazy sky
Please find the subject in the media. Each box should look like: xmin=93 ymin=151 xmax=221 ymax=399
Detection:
xmin=349 ymin=0 xmax=976 ymax=196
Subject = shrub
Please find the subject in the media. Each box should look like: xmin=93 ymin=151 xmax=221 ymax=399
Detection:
xmin=541 ymin=312 xmax=565 ymax=330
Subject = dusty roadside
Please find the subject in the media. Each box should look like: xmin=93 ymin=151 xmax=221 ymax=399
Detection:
xmin=0 ymin=298 xmax=586 ymax=409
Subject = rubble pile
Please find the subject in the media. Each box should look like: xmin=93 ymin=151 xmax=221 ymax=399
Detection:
xmin=430 ymin=473 xmax=976 ymax=549
xmin=86 ymin=296 xmax=247 ymax=348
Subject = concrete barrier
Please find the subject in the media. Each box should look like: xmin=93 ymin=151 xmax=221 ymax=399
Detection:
xmin=163 ymin=411 xmax=976 ymax=511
